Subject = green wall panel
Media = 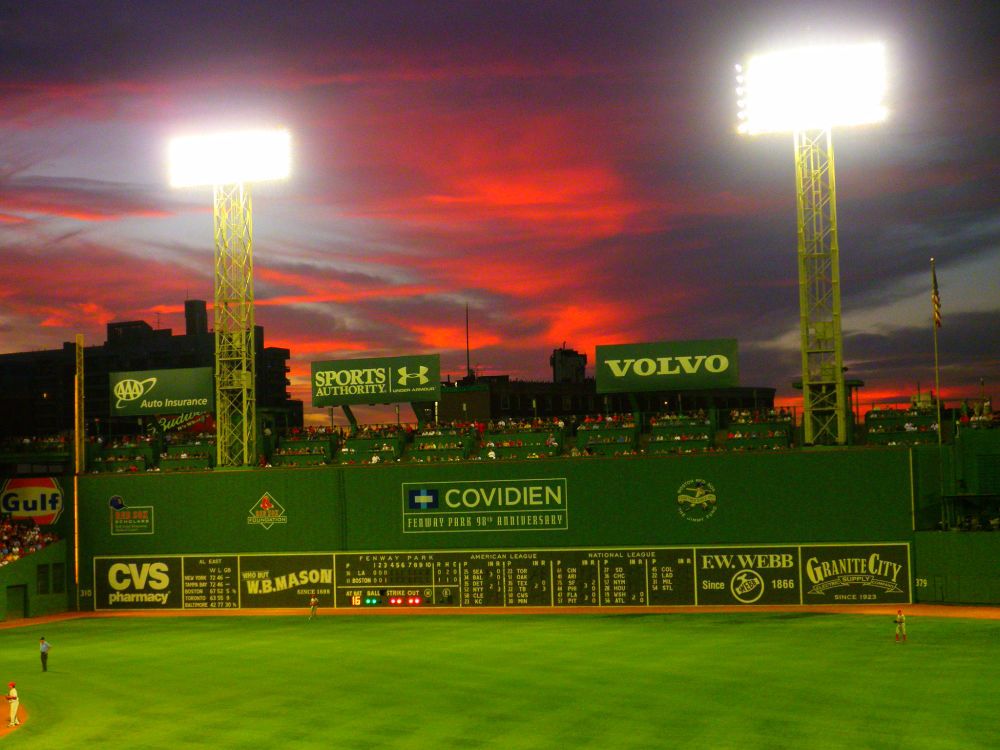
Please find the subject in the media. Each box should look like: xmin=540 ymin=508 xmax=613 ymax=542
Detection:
xmin=78 ymin=468 xmax=343 ymax=557
xmin=912 ymin=531 xmax=1000 ymax=603
xmin=74 ymin=450 xmax=917 ymax=609
xmin=0 ymin=541 xmax=70 ymax=619
xmin=340 ymin=449 xmax=914 ymax=550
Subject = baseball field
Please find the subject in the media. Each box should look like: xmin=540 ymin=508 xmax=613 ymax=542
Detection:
xmin=1 ymin=609 xmax=998 ymax=749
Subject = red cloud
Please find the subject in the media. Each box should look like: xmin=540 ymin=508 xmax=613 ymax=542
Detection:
xmin=1 ymin=185 xmax=172 ymax=223
xmin=407 ymin=323 xmax=501 ymax=351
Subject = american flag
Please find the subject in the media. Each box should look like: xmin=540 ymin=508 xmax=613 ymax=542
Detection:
xmin=931 ymin=264 xmax=942 ymax=329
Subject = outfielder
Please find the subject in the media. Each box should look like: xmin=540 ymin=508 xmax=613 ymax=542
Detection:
xmin=5 ymin=682 xmax=19 ymax=728
xmin=309 ymin=595 xmax=319 ymax=620
xmin=894 ymin=609 xmax=907 ymax=642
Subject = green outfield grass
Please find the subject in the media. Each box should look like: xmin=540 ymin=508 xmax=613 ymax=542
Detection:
xmin=1 ymin=612 xmax=997 ymax=749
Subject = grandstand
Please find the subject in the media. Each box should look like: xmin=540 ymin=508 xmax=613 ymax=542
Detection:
xmin=1 ymin=381 xmax=997 ymax=620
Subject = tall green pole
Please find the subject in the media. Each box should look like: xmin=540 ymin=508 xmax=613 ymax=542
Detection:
xmin=213 ymin=183 xmax=256 ymax=467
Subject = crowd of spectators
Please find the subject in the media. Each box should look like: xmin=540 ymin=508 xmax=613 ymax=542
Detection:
xmin=727 ymin=408 xmax=794 ymax=425
xmin=5 ymin=398 xmax=997 ymax=474
xmin=0 ymin=435 xmax=71 ymax=452
xmin=650 ymin=410 xmax=711 ymax=426
xmin=577 ymin=413 xmax=636 ymax=430
xmin=959 ymin=399 xmax=994 ymax=429
xmin=0 ymin=518 xmax=59 ymax=568
xmin=484 ymin=417 xmax=565 ymax=433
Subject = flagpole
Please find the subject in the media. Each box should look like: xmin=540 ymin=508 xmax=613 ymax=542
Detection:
xmin=931 ymin=258 xmax=942 ymax=446
xmin=931 ymin=257 xmax=945 ymax=528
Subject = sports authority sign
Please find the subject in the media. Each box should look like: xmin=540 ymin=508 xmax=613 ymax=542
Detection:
xmin=311 ymin=354 xmax=441 ymax=407
xmin=109 ymin=367 xmax=214 ymax=417
xmin=1 ymin=477 xmax=64 ymax=525
xmin=595 ymin=339 xmax=739 ymax=393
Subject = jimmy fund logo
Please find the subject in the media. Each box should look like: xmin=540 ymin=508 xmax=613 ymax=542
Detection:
xmin=114 ymin=377 xmax=157 ymax=409
xmin=677 ymin=479 xmax=717 ymax=522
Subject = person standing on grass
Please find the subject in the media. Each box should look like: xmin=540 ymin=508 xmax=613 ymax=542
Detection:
xmin=309 ymin=595 xmax=319 ymax=620
xmin=5 ymin=682 xmax=19 ymax=727
xmin=40 ymin=637 xmax=51 ymax=671
xmin=894 ymin=610 xmax=907 ymax=642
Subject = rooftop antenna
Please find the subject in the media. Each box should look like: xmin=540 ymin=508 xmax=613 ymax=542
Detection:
xmin=465 ymin=303 xmax=473 ymax=379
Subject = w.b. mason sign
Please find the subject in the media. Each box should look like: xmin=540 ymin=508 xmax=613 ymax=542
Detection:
xmin=312 ymin=354 xmax=441 ymax=406
xmin=596 ymin=339 xmax=738 ymax=392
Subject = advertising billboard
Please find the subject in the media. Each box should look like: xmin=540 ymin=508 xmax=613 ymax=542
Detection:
xmin=109 ymin=367 xmax=214 ymax=417
xmin=311 ymin=354 xmax=441 ymax=407
xmin=595 ymin=339 xmax=739 ymax=393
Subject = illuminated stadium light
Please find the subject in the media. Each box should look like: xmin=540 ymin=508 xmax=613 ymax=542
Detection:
xmin=167 ymin=126 xmax=292 ymax=467
xmin=736 ymin=42 xmax=888 ymax=135
xmin=168 ymin=129 xmax=292 ymax=188
xmin=734 ymin=41 xmax=889 ymax=445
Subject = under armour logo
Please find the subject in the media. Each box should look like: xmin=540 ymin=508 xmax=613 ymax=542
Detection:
xmin=397 ymin=366 xmax=429 ymax=386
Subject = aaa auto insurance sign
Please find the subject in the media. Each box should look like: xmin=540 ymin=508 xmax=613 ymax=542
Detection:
xmin=1 ymin=477 xmax=64 ymax=525
xmin=109 ymin=367 xmax=214 ymax=417
xmin=596 ymin=339 xmax=739 ymax=393
xmin=311 ymin=354 xmax=441 ymax=407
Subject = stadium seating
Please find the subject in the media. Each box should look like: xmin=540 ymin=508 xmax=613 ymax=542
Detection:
xmin=645 ymin=412 xmax=715 ymax=455
xmin=865 ymin=408 xmax=940 ymax=446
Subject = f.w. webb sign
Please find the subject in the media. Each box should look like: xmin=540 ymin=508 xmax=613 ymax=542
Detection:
xmin=312 ymin=354 xmax=441 ymax=407
xmin=596 ymin=339 xmax=738 ymax=393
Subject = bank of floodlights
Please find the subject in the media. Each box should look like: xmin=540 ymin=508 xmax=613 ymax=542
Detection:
xmin=168 ymin=128 xmax=291 ymax=467
xmin=736 ymin=42 xmax=888 ymax=135
xmin=735 ymin=42 xmax=887 ymax=446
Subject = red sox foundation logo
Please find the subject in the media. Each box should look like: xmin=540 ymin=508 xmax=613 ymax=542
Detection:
xmin=247 ymin=492 xmax=287 ymax=530
xmin=1 ymin=477 xmax=64 ymax=525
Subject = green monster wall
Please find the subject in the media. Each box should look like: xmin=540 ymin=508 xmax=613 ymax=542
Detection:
xmin=74 ymin=448 xmax=918 ymax=610
xmin=913 ymin=532 xmax=1000 ymax=603
xmin=79 ymin=449 xmax=915 ymax=555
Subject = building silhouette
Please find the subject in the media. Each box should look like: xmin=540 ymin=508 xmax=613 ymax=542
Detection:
xmin=436 ymin=346 xmax=776 ymax=423
xmin=0 ymin=300 xmax=301 ymax=439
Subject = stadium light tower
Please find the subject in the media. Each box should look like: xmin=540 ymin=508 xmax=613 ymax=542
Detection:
xmin=736 ymin=42 xmax=888 ymax=445
xmin=169 ymin=129 xmax=291 ymax=467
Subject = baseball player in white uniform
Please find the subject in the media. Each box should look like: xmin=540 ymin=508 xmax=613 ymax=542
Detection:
xmin=894 ymin=609 xmax=907 ymax=642
xmin=5 ymin=682 xmax=19 ymax=727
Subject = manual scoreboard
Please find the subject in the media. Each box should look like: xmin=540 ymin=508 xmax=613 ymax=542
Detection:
xmin=91 ymin=543 xmax=910 ymax=610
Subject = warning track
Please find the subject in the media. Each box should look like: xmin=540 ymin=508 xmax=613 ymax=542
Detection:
xmin=1 ymin=602 xmax=997 ymax=628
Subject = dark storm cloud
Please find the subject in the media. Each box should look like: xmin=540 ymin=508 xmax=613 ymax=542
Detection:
xmin=846 ymin=311 xmax=1000 ymax=393
xmin=0 ymin=0 xmax=996 ymax=414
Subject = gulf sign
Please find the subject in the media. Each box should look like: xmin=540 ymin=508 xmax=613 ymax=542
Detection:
xmin=1 ymin=477 xmax=64 ymax=525
xmin=596 ymin=339 xmax=739 ymax=393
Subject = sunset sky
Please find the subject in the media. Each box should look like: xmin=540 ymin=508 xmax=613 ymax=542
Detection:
xmin=1 ymin=1 xmax=997 ymax=423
